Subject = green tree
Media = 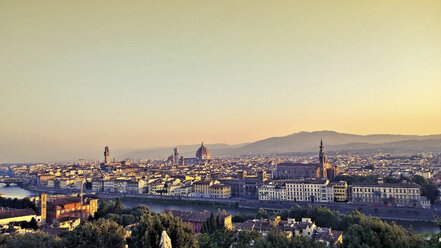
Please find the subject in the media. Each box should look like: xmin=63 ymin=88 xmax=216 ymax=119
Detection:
xmin=114 ymin=198 xmax=124 ymax=213
xmin=59 ymin=218 xmax=127 ymax=248
xmin=235 ymin=230 xmax=263 ymax=248
xmin=254 ymin=229 xmax=290 ymax=248
xmin=29 ymin=217 xmax=39 ymax=230
xmin=198 ymin=229 xmax=235 ymax=248
xmin=412 ymin=175 xmax=429 ymax=186
xmin=94 ymin=200 xmax=115 ymax=219
xmin=343 ymin=216 xmax=427 ymax=248
xmin=201 ymin=213 xmax=223 ymax=234
xmin=422 ymin=184 xmax=439 ymax=204
xmin=129 ymin=212 xmax=196 ymax=248
xmin=0 ymin=231 xmax=61 ymax=248
xmin=0 ymin=196 xmax=37 ymax=211
xmin=257 ymin=208 xmax=268 ymax=219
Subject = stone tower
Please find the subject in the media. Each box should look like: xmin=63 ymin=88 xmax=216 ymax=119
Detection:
xmin=173 ymin=148 xmax=180 ymax=166
xmin=319 ymin=139 xmax=327 ymax=165
xmin=319 ymin=140 xmax=328 ymax=178
xmin=104 ymin=146 xmax=110 ymax=164
xmin=40 ymin=192 xmax=47 ymax=223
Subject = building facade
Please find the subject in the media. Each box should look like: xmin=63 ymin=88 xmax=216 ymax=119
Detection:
xmin=285 ymin=179 xmax=334 ymax=203
xmin=351 ymin=183 xmax=423 ymax=207
xmin=47 ymin=196 xmax=98 ymax=223
xmin=209 ymin=184 xmax=232 ymax=198
xmin=258 ymin=184 xmax=287 ymax=201
xmin=192 ymin=180 xmax=213 ymax=196
xmin=332 ymin=181 xmax=348 ymax=202
xmin=258 ymin=179 xmax=334 ymax=203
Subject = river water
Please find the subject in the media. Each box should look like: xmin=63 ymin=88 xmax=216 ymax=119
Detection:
xmin=1 ymin=183 xmax=438 ymax=234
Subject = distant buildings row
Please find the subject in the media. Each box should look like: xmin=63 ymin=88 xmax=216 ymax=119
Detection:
xmin=258 ymin=179 xmax=431 ymax=208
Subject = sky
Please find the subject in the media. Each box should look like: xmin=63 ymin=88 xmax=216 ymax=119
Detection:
xmin=1 ymin=0 xmax=441 ymax=162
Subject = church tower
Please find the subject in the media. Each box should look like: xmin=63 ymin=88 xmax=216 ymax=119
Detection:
xmin=40 ymin=192 xmax=47 ymax=223
xmin=104 ymin=146 xmax=110 ymax=164
xmin=173 ymin=147 xmax=180 ymax=166
xmin=319 ymin=139 xmax=327 ymax=165
xmin=319 ymin=140 xmax=328 ymax=178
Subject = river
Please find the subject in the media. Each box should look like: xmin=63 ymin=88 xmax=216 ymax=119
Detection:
xmin=1 ymin=183 xmax=438 ymax=234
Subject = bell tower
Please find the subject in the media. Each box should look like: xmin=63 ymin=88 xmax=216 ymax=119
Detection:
xmin=104 ymin=146 xmax=110 ymax=164
xmin=319 ymin=139 xmax=328 ymax=178
xmin=40 ymin=192 xmax=47 ymax=223
xmin=319 ymin=139 xmax=326 ymax=165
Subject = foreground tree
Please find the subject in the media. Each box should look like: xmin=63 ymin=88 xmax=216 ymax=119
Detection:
xmin=198 ymin=229 xmax=235 ymax=248
xmin=253 ymin=230 xmax=326 ymax=248
xmin=114 ymin=198 xmax=124 ymax=213
xmin=59 ymin=218 xmax=126 ymax=248
xmin=343 ymin=216 xmax=427 ymax=248
xmin=129 ymin=212 xmax=196 ymax=248
xmin=0 ymin=231 xmax=61 ymax=248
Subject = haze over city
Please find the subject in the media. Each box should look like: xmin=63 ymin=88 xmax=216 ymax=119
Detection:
xmin=1 ymin=0 xmax=440 ymax=162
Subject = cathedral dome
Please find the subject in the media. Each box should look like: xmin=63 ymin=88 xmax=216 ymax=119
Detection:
xmin=196 ymin=142 xmax=210 ymax=160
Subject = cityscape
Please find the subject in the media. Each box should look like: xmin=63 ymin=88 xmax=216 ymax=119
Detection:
xmin=1 ymin=0 xmax=441 ymax=248
xmin=1 ymin=137 xmax=441 ymax=247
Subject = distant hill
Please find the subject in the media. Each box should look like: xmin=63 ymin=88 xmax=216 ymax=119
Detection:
xmin=120 ymin=131 xmax=441 ymax=159
xmin=223 ymin=131 xmax=441 ymax=155
xmin=329 ymin=138 xmax=441 ymax=154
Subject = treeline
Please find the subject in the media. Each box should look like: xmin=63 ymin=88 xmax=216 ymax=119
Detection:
xmin=202 ymin=205 xmax=435 ymax=248
xmin=194 ymin=209 xmax=327 ymax=247
xmin=334 ymin=174 xmax=440 ymax=204
xmin=1 ymin=199 xmax=440 ymax=247
xmin=0 ymin=198 xmax=196 ymax=248
xmin=200 ymin=212 xmax=224 ymax=234
xmin=0 ymin=197 xmax=37 ymax=211
xmin=233 ymin=206 xmax=364 ymax=232
xmin=198 ymin=229 xmax=327 ymax=248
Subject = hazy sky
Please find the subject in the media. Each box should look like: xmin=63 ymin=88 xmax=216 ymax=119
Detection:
xmin=1 ymin=0 xmax=441 ymax=162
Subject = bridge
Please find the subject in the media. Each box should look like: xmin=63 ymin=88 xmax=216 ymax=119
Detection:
xmin=0 ymin=178 xmax=23 ymax=186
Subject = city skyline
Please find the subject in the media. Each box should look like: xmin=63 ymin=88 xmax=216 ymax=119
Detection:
xmin=1 ymin=0 xmax=441 ymax=162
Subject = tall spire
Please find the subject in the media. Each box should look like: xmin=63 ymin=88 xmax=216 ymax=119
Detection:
xmin=319 ymin=139 xmax=326 ymax=164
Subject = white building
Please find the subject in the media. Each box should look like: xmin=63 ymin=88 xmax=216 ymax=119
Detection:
xmin=352 ymin=183 xmax=422 ymax=207
xmin=258 ymin=179 xmax=333 ymax=203
xmin=258 ymin=183 xmax=286 ymax=201
xmin=127 ymin=180 xmax=146 ymax=194
xmin=103 ymin=180 xmax=115 ymax=193
xmin=91 ymin=181 xmax=103 ymax=192
xmin=285 ymin=179 xmax=333 ymax=203
xmin=115 ymin=180 xmax=128 ymax=193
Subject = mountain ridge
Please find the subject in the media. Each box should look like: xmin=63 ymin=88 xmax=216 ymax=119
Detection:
xmin=119 ymin=131 xmax=441 ymax=159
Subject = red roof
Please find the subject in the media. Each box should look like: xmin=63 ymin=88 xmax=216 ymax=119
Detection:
xmin=0 ymin=208 xmax=36 ymax=220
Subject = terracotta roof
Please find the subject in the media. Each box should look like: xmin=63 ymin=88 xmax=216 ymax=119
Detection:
xmin=165 ymin=209 xmax=210 ymax=223
xmin=50 ymin=197 xmax=81 ymax=207
xmin=312 ymin=229 xmax=343 ymax=244
xmin=0 ymin=208 xmax=36 ymax=220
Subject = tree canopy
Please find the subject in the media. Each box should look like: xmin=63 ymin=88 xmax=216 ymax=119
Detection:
xmin=59 ymin=218 xmax=127 ymax=248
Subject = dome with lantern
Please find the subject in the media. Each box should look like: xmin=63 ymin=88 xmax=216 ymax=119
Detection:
xmin=196 ymin=142 xmax=211 ymax=160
